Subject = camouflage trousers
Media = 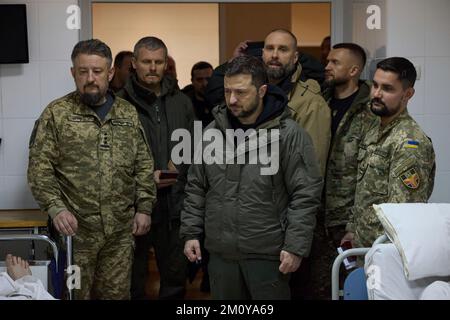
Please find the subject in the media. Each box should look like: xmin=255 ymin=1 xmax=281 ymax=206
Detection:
xmin=308 ymin=223 xmax=347 ymax=300
xmin=73 ymin=228 xmax=134 ymax=300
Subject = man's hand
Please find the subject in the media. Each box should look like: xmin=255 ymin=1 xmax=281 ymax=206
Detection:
xmin=133 ymin=212 xmax=151 ymax=236
xmin=53 ymin=210 xmax=78 ymax=236
xmin=231 ymin=41 xmax=250 ymax=60
xmin=154 ymin=170 xmax=177 ymax=189
xmin=279 ymin=250 xmax=302 ymax=274
xmin=184 ymin=239 xmax=202 ymax=263
xmin=341 ymin=232 xmax=355 ymax=247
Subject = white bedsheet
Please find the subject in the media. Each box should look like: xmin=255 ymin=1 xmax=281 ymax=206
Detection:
xmin=0 ymin=272 xmax=55 ymax=300
xmin=365 ymin=243 xmax=450 ymax=300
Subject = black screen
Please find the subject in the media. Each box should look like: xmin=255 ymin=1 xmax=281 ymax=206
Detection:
xmin=0 ymin=4 xmax=29 ymax=64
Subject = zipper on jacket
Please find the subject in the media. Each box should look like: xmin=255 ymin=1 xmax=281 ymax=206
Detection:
xmin=155 ymin=104 xmax=161 ymax=123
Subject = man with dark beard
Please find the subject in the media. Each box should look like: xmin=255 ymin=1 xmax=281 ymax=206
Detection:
xmin=309 ymin=43 xmax=375 ymax=299
xmin=261 ymin=29 xmax=330 ymax=175
xmin=342 ymin=57 xmax=436 ymax=248
xmin=205 ymin=29 xmax=330 ymax=175
xmin=27 ymin=39 xmax=156 ymax=299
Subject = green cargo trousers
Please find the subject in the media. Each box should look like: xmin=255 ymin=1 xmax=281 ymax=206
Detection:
xmin=208 ymin=254 xmax=291 ymax=300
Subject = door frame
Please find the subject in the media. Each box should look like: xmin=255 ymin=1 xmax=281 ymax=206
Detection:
xmin=80 ymin=0 xmax=344 ymax=45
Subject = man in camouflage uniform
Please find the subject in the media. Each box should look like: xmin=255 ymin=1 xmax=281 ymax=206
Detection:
xmin=343 ymin=57 xmax=436 ymax=248
xmin=309 ymin=43 xmax=375 ymax=299
xmin=27 ymin=39 xmax=156 ymax=299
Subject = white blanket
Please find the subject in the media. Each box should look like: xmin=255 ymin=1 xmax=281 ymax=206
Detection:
xmin=374 ymin=203 xmax=450 ymax=280
xmin=0 ymin=272 xmax=55 ymax=300
xmin=365 ymin=243 xmax=450 ymax=300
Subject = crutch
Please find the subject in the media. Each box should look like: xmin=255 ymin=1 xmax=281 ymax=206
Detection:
xmin=65 ymin=235 xmax=74 ymax=300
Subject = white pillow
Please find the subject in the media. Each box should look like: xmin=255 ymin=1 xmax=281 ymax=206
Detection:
xmin=374 ymin=203 xmax=450 ymax=281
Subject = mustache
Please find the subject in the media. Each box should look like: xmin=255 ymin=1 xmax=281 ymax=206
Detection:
xmin=371 ymin=98 xmax=386 ymax=107
xmin=84 ymin=84 xmax=99 ymax=90
xmin=267 ymin=60 xmax=282 ymax=66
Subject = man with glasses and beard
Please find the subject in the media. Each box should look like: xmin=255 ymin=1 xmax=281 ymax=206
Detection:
xmin=342 ymin=57 xmax=436 ymax=248
xmin=27 ymin=39 xmax=156 ymax=299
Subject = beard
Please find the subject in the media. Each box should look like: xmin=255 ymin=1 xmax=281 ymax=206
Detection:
xmin=80 ymin=84 xmax=106 ymax=106
xmin=230 ymin=94 xmax=260 ymax=120
xmin=265 ymin=60 xmax=296 ymax=81
xmin=370 ymin=98 xmax=396 ymax=117
xmin=324 ymin=75 xmax=348 ymax=88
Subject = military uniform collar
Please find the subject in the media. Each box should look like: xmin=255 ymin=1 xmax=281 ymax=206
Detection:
xmin=376 ymin=108 xmax=410 ymax=140
xmin=70 ymin=90 xmax=123 ymax=124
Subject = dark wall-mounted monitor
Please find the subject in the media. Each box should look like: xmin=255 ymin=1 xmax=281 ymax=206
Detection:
xmin=0 ymin=4 xmax=29 ymax=64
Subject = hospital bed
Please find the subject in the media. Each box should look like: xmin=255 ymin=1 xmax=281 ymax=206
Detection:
xmin=331 ymin=203 xmax=450 ymax=300
xmin=0 ymin=234 xmax=74 ymax=299
xmin=331 ymin=234 xmax=387 ymax=300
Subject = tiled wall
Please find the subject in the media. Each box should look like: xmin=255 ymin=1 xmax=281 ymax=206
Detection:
xmin=0 ymin=0 xmax=449 ymax=209
xmin=0 ymin=0 xmax=78 ymax=209
xmin=385 ymin=0 xmax=450 ymax=202
xmin=345 ymin=0 xmax=450 ymax=203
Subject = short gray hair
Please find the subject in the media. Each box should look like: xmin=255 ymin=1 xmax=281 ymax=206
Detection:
xmin=133 ymin=36 xmax=168 ymax=60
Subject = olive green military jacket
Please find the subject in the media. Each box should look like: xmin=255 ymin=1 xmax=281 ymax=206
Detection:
xmin=288 ymin=63 xmax=331 ymax=176
xmin=347 ymin=110 xmax=436 ymax=247
xmin=28 ymin=91 xmax=156 ymax=235
xmin=323 ymin=81 xmax=376 ymax=228
xmin=181 ymin=88 xmax=323 ymax=259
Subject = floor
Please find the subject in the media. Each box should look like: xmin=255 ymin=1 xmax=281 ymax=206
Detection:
xmin=144 ymin=249 xmax=211 ymax=300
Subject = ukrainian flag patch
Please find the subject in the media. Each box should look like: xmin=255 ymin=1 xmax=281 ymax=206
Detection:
xmin=405 ymin=140 xmax=419 ymax=149
xmin=400 ymin=167 xmax=420 ymax=189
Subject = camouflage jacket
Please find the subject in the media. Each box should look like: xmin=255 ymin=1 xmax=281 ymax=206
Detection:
xmin=27 ymin=91 xmax=156 ymax=235
xmin=288 ymin=63 xmax=331 ymax=176
xmin=323 ymin=81 xmax=376 ymax=228
xmin=347 ymin=110 xmax=436 ymax=247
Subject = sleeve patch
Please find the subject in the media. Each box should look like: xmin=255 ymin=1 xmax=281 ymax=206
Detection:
xmin=405 ymin=139 xmax=419 ymax=149
xmin=399 ymin=167 xmax=420 ymax=189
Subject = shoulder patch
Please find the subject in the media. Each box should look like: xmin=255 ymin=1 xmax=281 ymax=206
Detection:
xmin=399 ymin=167 xmax=420 ymax=189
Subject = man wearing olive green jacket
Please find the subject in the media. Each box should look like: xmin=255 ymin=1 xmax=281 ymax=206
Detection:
xmin=181 ymin=56 xmax=323 ymax=300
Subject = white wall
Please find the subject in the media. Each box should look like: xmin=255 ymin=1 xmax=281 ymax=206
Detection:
xmin=386 ymin=0 xmax=450 ymax=203
xmin=0 ymin=0 xmax=79 ymax=209
xmin=343 ymin=0 xmax=450 ymax=202
xmin=1 ymin=0 xmax=448 ymax=209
